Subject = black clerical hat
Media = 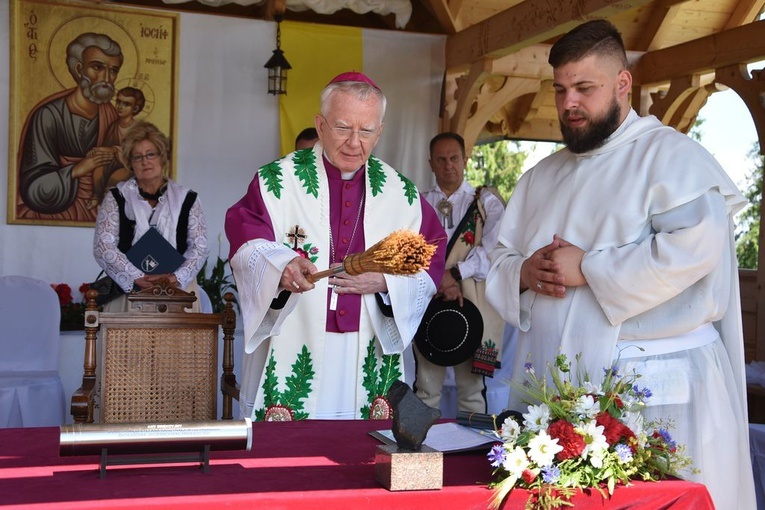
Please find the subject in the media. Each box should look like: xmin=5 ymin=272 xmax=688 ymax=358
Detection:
xmin=414 ymin=297 xmax=483 ymax=367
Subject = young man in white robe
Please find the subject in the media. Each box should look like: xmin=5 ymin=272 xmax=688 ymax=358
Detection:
xmin=225 ymin=72 xmax=446 ymax=421
xmin=486 ymin=19 xmax=755 ymax=510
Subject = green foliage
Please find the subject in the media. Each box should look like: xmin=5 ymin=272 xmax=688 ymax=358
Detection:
xmin=196 ymin=256 xmax=238 ymax=313
xmin=359 ymin=337 xmax=402 ymax=419
xmin=736 ymin=143 xmax=764 ymax=268
xmin=260 ymin=160 xmax=284 ymax=198
xmin=282 ymin=345 xmax=315 ymax=412
xmin=376 ymin=353 xmax=402 ymax=397
xmin=466 ymin=140 xmax=529 ymax=202
xmin=361 ymin=340 xmax=379 ymax=399
xmin=397 ymin=172 xmax=418 ymax=205
xmin=255 ymin=354 xmax=280 ymax=420
xmin=367 ymin=156 xmax=386 ymax=196
xmin=293 ymin=150 xmax=319 ymax=198
xmin=255 ymin=346 xmax=314 ymax=421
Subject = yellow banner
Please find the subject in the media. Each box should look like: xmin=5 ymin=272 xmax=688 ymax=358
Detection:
xmin=279 ymin=21 xmax=363 ymax=156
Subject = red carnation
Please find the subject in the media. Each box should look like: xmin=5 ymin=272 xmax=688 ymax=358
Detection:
xmin=79 ymin=283 xmax=91 ymax=296
xmin=596 ymin=412 xmax=637 ymax=450
xmin=522 ymin=469 xmax=537 ymax=484
xmin=548 ymin=419 xmax=585 ymax=461
xmin=52 ymin=283 xmax=73 ymax=305
xmin=462 ymin=231 xmax=475 ymax=245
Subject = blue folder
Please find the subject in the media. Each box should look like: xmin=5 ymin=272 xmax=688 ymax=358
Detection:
xmin=126 ymin=227 xmax=185 ymax=274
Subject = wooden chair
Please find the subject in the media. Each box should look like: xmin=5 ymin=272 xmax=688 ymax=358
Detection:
xmin=71 ymin=279 xmax=239 ymax=423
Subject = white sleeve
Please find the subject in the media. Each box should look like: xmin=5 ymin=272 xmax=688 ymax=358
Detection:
xmin=231 ymin=240 xmax=301 ymax=354
xmin=583 ymin=190 xmax=728 ymax=325
xmin=92 ymin=191 xmax=144 ymax=292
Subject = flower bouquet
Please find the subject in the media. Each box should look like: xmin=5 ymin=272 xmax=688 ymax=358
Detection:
xmin=487 ymin=354 xmax=694 ymax=509
xmin=52 ymin=282 xmax=91 ymax=330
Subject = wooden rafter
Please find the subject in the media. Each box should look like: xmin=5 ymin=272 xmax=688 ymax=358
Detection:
xmin=724 ymin=0 xmax=765 ymax=29
xmin=631 ymin=19 xmax=765 ymax=85
xmin=462 ymin=76 xmax=539 ymax=153
xmin=421 ymin=0 xmax=459 ymax=34
xmin=445 ymin=0 xmax=655 ymax=71
xmin=634 ymin=0 xmax=690 ymax=52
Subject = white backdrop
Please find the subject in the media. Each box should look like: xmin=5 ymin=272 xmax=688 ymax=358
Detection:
xmin=0 ymin=0 xmax=444 ymax=289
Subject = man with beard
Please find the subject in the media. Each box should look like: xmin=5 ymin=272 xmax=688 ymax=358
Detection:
xmin=17 ymin=32 xmax=122 ymax=222
xmin=486 ymin=19 xmax=754 ymax=510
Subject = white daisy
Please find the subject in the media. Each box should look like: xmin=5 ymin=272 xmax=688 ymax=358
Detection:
xmin=523 ymin=403 xmax=551 ymax=433
xmin=576 ymin=420 xmax=609 ymax=460
xmin=573 ymin=394 xmax=598 ymax=419
xmin=527 ymin=430 xmax=563 ymax=467
xmin=500 ymin=417 xmax=521 ymax=442
xmin=502 ymin=445 xmax=530 ymax=478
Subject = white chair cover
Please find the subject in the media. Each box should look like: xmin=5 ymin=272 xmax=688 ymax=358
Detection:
xmin=197 ymin=286 xmax=213 ymax=314
xmin=0 ymin=275 xmax=66 ymax=427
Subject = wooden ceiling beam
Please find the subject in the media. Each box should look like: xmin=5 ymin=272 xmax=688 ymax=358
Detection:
xmin=634 ymin=0 xmax=690 ymax=52
xmin=724 ymin=0 xmax=765 ymax=29
xmin=420 ymin=0 xmax=459 ymax=34
xmin=489 ymin=45 xmax=553 ymax=80
xmin=631 ymin=19 xmax=765 ymax=86
xmin=448 ymin=0 xmax=467 ymax=20
xmin=445 ymin=0 xmax=654 ymax=71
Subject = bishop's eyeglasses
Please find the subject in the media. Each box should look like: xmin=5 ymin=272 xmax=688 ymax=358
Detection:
xmin=320 ymin=116 xmax=380 ymax=142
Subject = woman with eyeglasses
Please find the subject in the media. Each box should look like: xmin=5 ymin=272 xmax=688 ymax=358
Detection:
xmin=93 ymin=120 xmax=209 ymax=311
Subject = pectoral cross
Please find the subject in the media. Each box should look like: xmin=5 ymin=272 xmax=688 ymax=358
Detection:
xmin=286 ymin=225 xmax=307 ymax=250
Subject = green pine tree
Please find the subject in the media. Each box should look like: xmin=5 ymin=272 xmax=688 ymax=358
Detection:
xmin=465 ymin=140 xmax=530 ymax=202
xmin=736 ymin=143 xmax=764 ymax=268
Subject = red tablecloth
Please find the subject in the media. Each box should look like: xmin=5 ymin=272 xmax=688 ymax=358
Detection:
xmin=0 ymin=420 xmax=713 ymax=509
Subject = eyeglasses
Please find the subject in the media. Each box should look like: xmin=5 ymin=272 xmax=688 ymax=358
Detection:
xmin=321 ymin=116 xmax=379 ymax=142
xmin=130 ymin=151 xmax=161 ymax=163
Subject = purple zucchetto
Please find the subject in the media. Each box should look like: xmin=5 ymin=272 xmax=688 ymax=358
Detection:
xmin=327 ymin=71 xmax=381 ymax=91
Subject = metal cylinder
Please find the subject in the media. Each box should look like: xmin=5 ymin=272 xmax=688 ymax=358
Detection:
xmin=60 ymin=419 xmax=252 ymax=456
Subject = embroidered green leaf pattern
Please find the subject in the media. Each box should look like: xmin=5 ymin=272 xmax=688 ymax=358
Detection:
xmin=397 ymin=172 xmax=418 ymax=206
xmin=293 ymin=150 xmax=319 ymax=198
xmin=359 ymin=337 xmax=402 ymax=419
xmin=367 ymin=156 xmax=386 ymax=197
xmin=259 ymin=161 xmax=283 ymax=199
xmin=254 ymin=345 xmax=314 ymax=421
xmin=376 ymin=353 xmax=402 ymax=397
xmin=484 ymin=339 xmax=497 ymax=349
xmin=361 ymin=339 xmax=378 ymax=400
xmin=282 ymin=345 xmax=315 ymax=414
xmin=254 ymin=353 xmax=280 ymax=421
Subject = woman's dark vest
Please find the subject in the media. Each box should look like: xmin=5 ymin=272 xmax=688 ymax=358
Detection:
xmin=109 ymin=187 xmax=197 ymax=255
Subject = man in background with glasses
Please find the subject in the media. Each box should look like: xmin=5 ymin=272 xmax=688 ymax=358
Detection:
xmin=226 ymin=72 xmax=446 ymax=421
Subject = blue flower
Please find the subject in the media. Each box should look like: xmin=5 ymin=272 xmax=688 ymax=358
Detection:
xmin=542 ymin=465 xmax=560 ymax=484
xmin=615 ymin=443 xmax=633 ymax=463
xmin=603 ymin=363 xmax=619 ymax=378
xmin=487 ymin=444 xmax=506 ymax=467
xmin=632 ymin=385 xmax=653 ymax=399
xmin=657 ymin=428 xmax=677 ymax=450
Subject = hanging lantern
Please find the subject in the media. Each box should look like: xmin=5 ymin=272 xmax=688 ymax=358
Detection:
xmin=264 ymin=15 xmax=291 ymax=95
